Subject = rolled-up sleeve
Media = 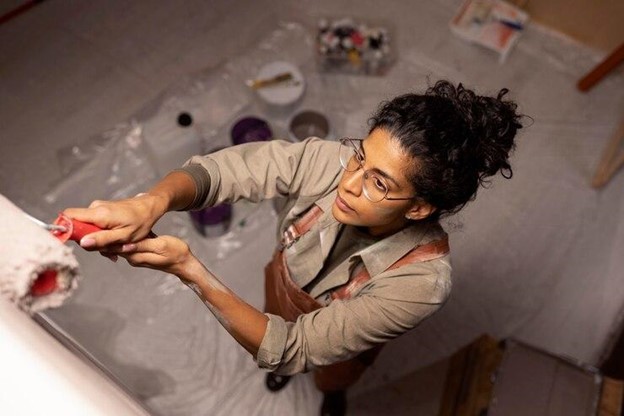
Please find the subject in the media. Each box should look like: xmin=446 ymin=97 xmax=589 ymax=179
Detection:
xmin=176 ymin=137 xmax=342 ymax=210
xmin=172 ymin=162 xmax=216 ymax=210
xmin=256 ymin=314 xmax=289 ymax=370
xmin=256 ymin=260 xmax=452 ymax=375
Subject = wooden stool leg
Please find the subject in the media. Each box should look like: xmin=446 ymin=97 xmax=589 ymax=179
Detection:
xmin=577 ymin=43 xmax=624 ymax=92
xmin=598 ymin=377 xmax=624 ymax=416
xmin=592 ymin=119 xmax=624 ymax=188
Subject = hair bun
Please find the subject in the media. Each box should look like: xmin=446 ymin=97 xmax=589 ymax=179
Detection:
xmin=369 ymin=80 xmax=524 ymax=219
xmin=426 ymin=80 xmax=522 ymax=181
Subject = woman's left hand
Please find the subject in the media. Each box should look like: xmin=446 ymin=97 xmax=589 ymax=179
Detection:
xmin=119 ymin=235 xmax=194 ymax=277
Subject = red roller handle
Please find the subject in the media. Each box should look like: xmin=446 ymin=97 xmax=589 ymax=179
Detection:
xmin=52 ymin=213 xmax=103 ymax=243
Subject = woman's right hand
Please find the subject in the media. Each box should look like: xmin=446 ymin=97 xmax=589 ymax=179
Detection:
xmin=63 ymin=193 xmax=169 ymax=251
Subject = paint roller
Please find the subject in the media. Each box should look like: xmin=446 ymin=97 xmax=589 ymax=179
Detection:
xmin=0 ymin=194 xmax=103 ymax=314
xmin=27 ymin=213 xmax=103 ymax=297
xmin=27 ymin=213 xmax=102 ymax=297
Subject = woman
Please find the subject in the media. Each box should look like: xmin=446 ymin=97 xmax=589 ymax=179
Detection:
xmin=65 ymin=80 xmax=522 ymax=416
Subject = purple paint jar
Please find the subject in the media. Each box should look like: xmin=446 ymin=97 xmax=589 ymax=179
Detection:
xmin=189 ymin=145 xmax=233 ymax=237
xmin=189 ymin=204 xmax=232 ymax=237
xmin=231 ymin=116 xmax=273 ymax=145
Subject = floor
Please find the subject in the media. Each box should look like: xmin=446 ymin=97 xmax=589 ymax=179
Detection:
xmin=1 ymin=1 xmax=623 ymax=415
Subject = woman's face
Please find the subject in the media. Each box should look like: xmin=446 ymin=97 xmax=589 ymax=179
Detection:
xmin=332 ymin=128 xmax=431 ymax=236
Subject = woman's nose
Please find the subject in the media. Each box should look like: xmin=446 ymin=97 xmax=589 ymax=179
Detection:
xmin=342 ymin=169 xmax=363 ymax=197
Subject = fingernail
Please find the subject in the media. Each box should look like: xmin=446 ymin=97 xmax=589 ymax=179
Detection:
xmin=122 ymin=243 xmax=136 ymax=253
xmin=80 ymin=238 xmax=96 ymax=248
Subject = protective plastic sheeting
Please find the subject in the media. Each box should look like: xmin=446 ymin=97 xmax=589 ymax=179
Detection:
xmin=29 ymin=6 xmax=624 ymax=416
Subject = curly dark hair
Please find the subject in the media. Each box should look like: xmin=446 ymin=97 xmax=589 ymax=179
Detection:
xmin=369 ymin=80 xmax=522 ymax=220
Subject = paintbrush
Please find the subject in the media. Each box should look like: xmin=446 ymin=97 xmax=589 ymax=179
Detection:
xmin=245 ymin=72 xmax=296 ymax=90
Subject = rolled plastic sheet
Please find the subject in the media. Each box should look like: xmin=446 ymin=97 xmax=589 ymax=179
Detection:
xmin=0 ymin=194 xmax=80 ymax=314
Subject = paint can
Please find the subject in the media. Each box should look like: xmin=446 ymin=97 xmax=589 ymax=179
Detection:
xmin=188 ymin=146 xmax=233 ymax=237
xmin=288 ymin=110 xmax=330 ymax=141
xmin=189 ymin=204 xmax=232 ymax=238
xmin=230 ymin=116 xmax=273 ymax=146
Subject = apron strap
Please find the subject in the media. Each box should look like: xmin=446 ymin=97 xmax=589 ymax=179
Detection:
xmin=390 ymin=235 xmax=450 ymax=268
xmin=280 ymin=205 xmax=324 ymax=250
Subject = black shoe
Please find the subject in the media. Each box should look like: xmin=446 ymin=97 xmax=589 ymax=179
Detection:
xmin=320 ymin=390 xmax=346 ymax=416
xmin=265 ymin=372 xmax=291 ymax=392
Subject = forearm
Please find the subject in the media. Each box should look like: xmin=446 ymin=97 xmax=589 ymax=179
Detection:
xmin=147 ymin=171 xmax=197 ymax=214
xmin=177 ymin=257 xmax=268 ymax=356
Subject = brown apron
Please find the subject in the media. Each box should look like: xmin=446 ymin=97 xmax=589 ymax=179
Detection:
xmin=264 ymin=205 xmax=450 ymax=392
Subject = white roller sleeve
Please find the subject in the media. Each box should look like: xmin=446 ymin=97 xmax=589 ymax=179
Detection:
xmin=0 ymin=194 xmax=80 ymax=314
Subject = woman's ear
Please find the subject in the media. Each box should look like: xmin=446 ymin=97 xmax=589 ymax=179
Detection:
xmin=405 ymin=202 xmax=436 ymax=221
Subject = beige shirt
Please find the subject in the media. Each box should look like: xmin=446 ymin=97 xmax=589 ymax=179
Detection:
xmin=179 ymin=137 xmax=452 ymax=375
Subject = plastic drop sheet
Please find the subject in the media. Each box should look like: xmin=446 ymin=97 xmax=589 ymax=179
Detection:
xmin=34 ymin=6 xmax=624 ymax=416
xmin=40 ymin=21 xmax=325 ymax=416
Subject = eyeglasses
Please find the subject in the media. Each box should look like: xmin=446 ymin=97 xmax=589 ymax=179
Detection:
xmin=338 ymin=138 xmax=417 ymax=203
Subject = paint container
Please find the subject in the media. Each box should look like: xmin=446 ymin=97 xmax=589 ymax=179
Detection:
xmin=315 ymin=17 xmax=396 ymax=75
xmin=141 ymin=107 xmax=203 ymax=175
xmin=189 ymin=146 xmax=234 ymax=238
xmin=231 ymin=116 xmax=273 ymax=145
xmin=253 ymin=61 xmax=305 ymax=108
xmin=177 ymin=112 xmax=193 ymax=127
xmin=189 ymin=204 xmax=232 ymax=238
xmin=288 ymin=110 xmax=330 ymax=141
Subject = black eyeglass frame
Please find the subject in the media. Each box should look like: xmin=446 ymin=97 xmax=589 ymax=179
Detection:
xmin=339 ymin=137 xmax=418 ymax=202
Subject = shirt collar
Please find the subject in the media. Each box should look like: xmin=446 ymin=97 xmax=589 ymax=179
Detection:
xmin=357 ymin=221 xmax=439 ymax=277
xmin=313 ymin=189 xmax=340 ymax=236
xmin=315 ymin=189 xmax=444 ymax=278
